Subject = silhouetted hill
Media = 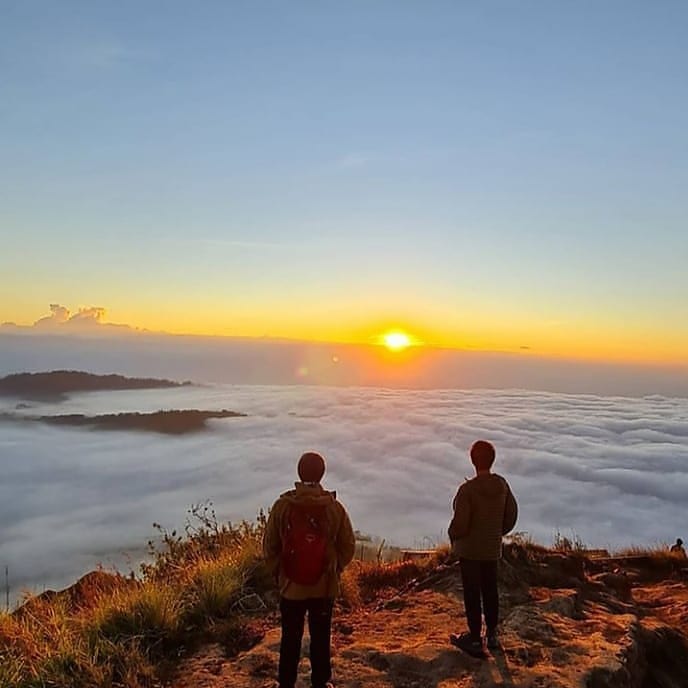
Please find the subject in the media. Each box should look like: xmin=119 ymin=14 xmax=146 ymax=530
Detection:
xmin=0 ymin=408 xmax=245 ymax=434
xmin=0 ymin=370 xmax=191 ymax=401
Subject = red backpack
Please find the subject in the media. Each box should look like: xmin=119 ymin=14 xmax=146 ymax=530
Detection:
xmin=281 ymin=503 xmax=329 ymax=585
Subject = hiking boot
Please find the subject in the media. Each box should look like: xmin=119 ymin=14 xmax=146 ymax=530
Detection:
xmin=486 ymin=629 xmax=500 ymax=650
xmin=450 ymin=632 xmax=486 ymax=658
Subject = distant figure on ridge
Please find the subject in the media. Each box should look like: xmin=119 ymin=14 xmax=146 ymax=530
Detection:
xmin=263 ymin=451 xmax=356 ymax=688
xmin=670 ymin=538 xmax=686 ymax=557
xmin=448 ymin=440 xmax=518 ymax=657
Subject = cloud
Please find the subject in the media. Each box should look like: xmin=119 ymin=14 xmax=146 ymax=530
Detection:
xmin=65 ymin=306 xmax=107 ymax=325
xmin=34 ymin=304 xmax=71 ymax=327
xmin=36 ymin=304 xmax=107 ymax=328
xmin=1 ymin=385 xmax=687 ymax=605
xmin=3 ymin=304 xmax=130 ymax=335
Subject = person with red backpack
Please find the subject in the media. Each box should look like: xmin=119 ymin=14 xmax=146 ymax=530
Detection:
xmin=263 ymin=451 xmax=356 ymax=688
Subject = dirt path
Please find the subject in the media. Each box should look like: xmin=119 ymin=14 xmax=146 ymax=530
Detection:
xmin=171 ymin=567 xmax=688 ymax=688
xmin=173 ymin=588 xmax=511 ymax=688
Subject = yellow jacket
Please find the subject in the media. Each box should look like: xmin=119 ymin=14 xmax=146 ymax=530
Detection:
xmin=263 ymin=482 xmax=356 ymax=600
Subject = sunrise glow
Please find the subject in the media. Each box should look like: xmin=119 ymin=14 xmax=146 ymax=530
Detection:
xmin=2 ymin=3 xmax=687 ymax=370
xmin=382 ymin=331 xmax=413 ymax=351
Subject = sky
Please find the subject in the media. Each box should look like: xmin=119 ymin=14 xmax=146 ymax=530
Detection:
xmin=2 ymin=1 xmax=687 ymax=363
xmin=2 ymin=384 xmax=687 ymax=603
xmin=2 ymin=331 xmax=687 ymax=397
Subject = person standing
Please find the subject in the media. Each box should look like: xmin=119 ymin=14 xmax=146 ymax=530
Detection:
xmin=263 ymin=451 xmax=356 ymax=688
xmin=670 ymin=538 xmax=686 ymax=557
xmin=448 ymin=440 xmax=518 ymax=657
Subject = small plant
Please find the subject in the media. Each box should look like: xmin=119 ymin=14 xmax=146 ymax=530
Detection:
xmin=376 ymin=539 xmax=386 ymax=565
xmin=185 ymin=558 xmax=243 ymax=625
xmin=553 ymin=529 xmax=587 ymax=553
xmin=90 ymin=584 xmax=183 ymax=649
xmin=506 ymin=531 xmax=535 ymax=547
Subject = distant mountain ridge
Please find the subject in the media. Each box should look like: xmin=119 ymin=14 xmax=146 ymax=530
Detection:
xmin=0 ymin=408 xmax=246 ymax=435
xmin=0 ymin=370 xmax=191 ymax=401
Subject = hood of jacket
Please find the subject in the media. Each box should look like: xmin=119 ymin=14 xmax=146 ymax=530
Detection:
xmin=279 ymin=482 xmax=337 ymax=507
xmin=471 ymin=473 xmax=508 ymax=499
xmin=452 ymin=473 xmax=509 ymax=510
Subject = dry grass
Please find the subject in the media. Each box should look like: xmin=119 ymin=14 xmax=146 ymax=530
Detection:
xmin=340 ymin=548 xmax=448 ymax=608
xmin=0 ymin=504 xmax=270 ymax=688
xmin=8 ymin=503 xmax=682 ymax=688
xmin=1 ymin=506 xmax=441 ymax=686
xmin=614 ymin=544 xmax=672 ymax=557
xmin=611 ymin=544 xmax=688 ymax=570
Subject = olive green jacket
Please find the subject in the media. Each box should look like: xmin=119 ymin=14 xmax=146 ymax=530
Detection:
xmin=448 ymin=473 xmax=518 ymax=561
xmin=263 ymin=482 xmax=356 ymax=600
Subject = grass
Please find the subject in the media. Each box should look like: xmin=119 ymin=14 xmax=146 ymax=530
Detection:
xmin=4 ymin=507 xmax=685 ymax=688
xmin=0 ymin=503 xmax=271 ymax=688
xmin=340 ymin=547 xmax=450 ymax=608
xmin=0 ymin=506 xmax=451 ymax=687
xmin=89 ymin=584 xmax=184 ymax=648
xmin=611 ymin=544 xmax=688 ymax=571
xmin=613 ymin=544 xmax=672 ymax=557
xmin=552 ymin=529 xmax=588 ymax=554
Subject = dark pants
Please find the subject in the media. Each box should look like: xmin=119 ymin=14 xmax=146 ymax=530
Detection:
xmin=279 ymin=597 xmax=334 ymax=688
xmin=460 ymin=559 xmax=499 ymax=639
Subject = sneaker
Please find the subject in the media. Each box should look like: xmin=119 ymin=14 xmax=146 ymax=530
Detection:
xmin=450 ymin=632 xmax=486 ymax=659
xmin=486 ymin=629 xmax=500 ymax=650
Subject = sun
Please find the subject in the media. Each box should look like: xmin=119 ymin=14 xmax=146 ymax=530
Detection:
xmin=383 ymin=331 xmax=412 ymax=351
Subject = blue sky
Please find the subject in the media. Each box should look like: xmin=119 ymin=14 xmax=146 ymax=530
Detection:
xmin=1 ymin=1 xmax=687 ymax=360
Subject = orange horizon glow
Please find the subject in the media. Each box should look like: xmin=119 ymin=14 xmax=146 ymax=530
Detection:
xmin=129 ymin=321 xmax=686 ymax=367
xmin=3 ymin=303 xmax=688 ymax=367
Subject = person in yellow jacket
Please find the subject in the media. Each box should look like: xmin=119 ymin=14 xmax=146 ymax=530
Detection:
xmin=263 ymin=451 xmax=356 ymax=688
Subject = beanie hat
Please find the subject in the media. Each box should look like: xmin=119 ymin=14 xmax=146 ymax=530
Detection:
xmin=298 ymin=451 xmax=326 ymax=483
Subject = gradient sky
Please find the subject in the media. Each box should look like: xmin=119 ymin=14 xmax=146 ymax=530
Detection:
xmin=2 ymin=1 xmax=687 ymax=363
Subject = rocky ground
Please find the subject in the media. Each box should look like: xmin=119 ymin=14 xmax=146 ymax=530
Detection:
xmin=171 ymin=547 xmax=688 ymax=688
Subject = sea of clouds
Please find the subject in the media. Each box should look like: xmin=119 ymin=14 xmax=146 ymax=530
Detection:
xmin=1 ymin=384 xmax=687 ymax=603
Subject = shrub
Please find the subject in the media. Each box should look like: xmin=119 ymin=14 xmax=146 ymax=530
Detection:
xmin=1 ymin=504 xmax=272 ymax=688
xmin=89 ymin=584 xmax=183 ymax=649
xmin=184 ymin=556 xmax=243 ymax=625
